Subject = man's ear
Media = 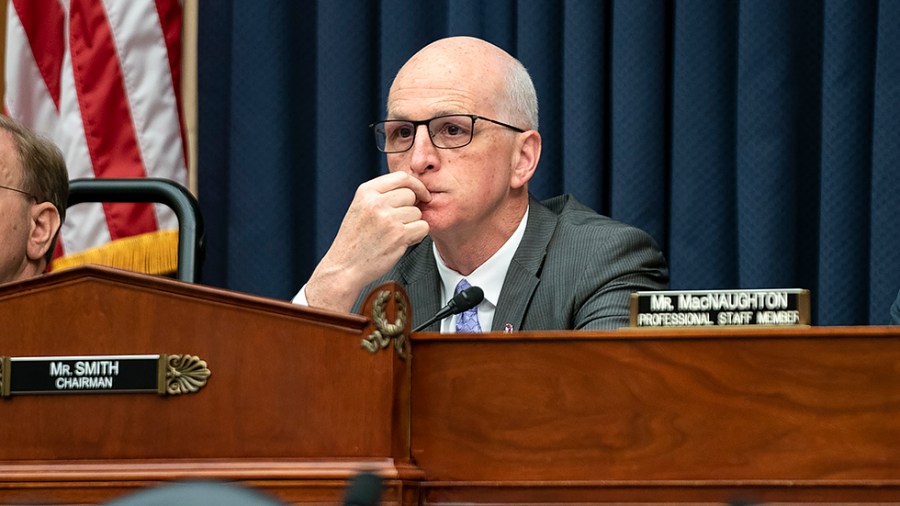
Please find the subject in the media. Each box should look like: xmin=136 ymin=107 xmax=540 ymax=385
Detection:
xmin=26 ymin=202 xmax=61 ymax=262
xmin=510 ymin=130 xmax=542 ymax=189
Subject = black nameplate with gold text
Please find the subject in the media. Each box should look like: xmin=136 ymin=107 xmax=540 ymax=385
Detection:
xmin=1 ymin=355 xmax=160 ymax=395
xmin=629 ymin=289 xmax=811 ymax=328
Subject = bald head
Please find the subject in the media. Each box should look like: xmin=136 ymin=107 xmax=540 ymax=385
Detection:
xmin=388 ymin=37 xmax=539 ymax=130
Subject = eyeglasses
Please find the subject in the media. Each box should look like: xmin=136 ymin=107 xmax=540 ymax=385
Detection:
xmin=370 ymin=114 xmax=526 ymax=153
xmin=0 ymin=184 xmax=37 ymax=201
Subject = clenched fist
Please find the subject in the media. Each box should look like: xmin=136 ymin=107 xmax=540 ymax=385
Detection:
xmin=304 ymin=171 xmax=431 ymax=312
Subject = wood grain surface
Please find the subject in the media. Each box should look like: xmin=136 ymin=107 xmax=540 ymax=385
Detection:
xmin=410 ymin=327 xmax=900 ymax=502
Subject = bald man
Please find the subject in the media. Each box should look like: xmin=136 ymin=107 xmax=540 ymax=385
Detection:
xmin=0 ymin=115 xmax=68 ymax=284
xmin=294 ymin=36 xmax=668 ymax=331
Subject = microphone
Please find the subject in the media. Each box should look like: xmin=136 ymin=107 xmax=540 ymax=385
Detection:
xmin=413 ymin=285 xmax=484 ymax=332
xmin=342 ymin=472 xmax=382 ymax=506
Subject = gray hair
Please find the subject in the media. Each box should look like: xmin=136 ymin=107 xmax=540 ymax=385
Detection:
xmin=501 ymin=58 xmax=539 ymax=131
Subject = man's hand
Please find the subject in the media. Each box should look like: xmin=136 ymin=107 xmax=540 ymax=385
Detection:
xmin=304 ymin=171 xmax=431 ymax=312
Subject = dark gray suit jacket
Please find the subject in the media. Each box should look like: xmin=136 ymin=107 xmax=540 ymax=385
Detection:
xmin=353 ymin=194 xmax=669 ymax=331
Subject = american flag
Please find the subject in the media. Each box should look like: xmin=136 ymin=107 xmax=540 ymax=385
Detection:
xmin=4 ymin=0 xmax=188 ymax=264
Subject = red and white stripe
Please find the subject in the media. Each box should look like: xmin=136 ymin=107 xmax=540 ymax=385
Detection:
xmin=4 ymin=0 xmax=187 ymax=256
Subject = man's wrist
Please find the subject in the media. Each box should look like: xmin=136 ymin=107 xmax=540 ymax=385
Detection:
xmin=302 ymin=269 xmax=364 ymax=313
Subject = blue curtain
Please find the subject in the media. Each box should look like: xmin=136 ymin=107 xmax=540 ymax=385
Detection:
xmin=198 ymin=0 xmax=900 ymax=325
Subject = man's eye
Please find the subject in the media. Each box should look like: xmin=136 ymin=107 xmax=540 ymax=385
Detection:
xmin=437 ymin=121 xmax=468 ymax=137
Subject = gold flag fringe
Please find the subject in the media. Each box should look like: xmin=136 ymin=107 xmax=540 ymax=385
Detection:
xmin=51 ymin=229 xmax=179 ymax=276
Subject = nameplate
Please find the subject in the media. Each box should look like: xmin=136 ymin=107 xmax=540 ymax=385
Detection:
xmin=0 ymin=354 xmax=210 ymax=397
xmin=629 ymin=289 xmax=810 ymax=327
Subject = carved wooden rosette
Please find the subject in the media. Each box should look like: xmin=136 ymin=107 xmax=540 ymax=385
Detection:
xmin=360 ymin=282 xmax=411 ymax=359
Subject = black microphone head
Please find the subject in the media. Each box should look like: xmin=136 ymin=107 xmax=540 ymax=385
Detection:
xmin=450 ymin=285 xmax=484 ymax=314
xmin=413 ymin=285 xmax=486 ymax=332
xmin=343 ymin=472 xmax=382 ymax=506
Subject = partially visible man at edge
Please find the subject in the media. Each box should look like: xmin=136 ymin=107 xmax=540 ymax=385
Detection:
xmin=0 ymin=114 xmax=68 ymax=284
xmin=293 ymin=36 xmax=668 ymax=331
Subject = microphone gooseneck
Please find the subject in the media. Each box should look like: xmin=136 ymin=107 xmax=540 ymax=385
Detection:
xmin=413 ymin=285 xmax=484 ymax=332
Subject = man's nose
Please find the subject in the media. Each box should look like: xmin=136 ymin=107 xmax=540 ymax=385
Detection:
xmin=408 ymin=125 xmax=438 ymax=174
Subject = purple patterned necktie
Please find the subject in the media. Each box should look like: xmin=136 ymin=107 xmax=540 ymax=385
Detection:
xmin=455 ymin=279 xmax=482 ymax=333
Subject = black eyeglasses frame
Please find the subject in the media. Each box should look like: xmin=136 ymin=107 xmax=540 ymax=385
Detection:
xmin=369 ymin=114 xmax=527 ymax=153
xmin=0 ymin=184 xmax=38 ymax=201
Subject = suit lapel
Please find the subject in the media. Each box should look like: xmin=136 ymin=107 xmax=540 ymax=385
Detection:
xmin=491 ymin=198 xmax=557 ymax=331
xmin=396 ymin=238 xmax=443 ymax=331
